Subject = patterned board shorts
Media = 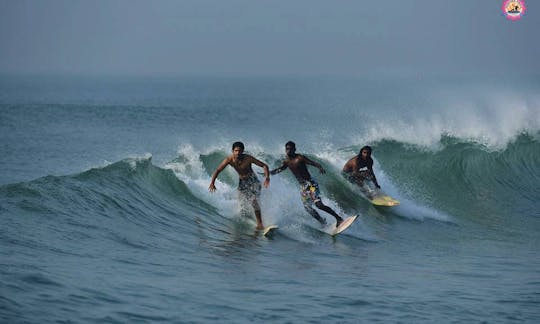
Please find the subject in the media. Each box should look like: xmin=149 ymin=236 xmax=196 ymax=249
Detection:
xmin=238 ymin=175 xmax=261 ymax=201
xmin=300 ymin=180 xmax=321 ymax=205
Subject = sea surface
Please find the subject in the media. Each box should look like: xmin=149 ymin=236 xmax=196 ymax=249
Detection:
xmin=1 ymin=75 xmax=539 ymax=323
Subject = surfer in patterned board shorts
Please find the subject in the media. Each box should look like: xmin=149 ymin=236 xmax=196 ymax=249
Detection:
xmin=209 ymin=141 xmax=270 ymax=230
xmin=270 ymin=141 xmax=344 ymax=228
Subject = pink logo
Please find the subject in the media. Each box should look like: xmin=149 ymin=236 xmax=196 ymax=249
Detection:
xmin=502 ymin=0 xmax=526 ymax=21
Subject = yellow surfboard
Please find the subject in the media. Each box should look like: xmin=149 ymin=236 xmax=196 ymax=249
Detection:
xmin=370 ymin=194 xmax=400 ymax=207
xmin=357 ymin=180 xmax=400 ymax=207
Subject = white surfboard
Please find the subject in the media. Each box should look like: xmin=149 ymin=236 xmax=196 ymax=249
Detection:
xmin=263 ymin=225 xmax=279 ymax=237
xmin=332 ymin=215 xmax=358 ymax=235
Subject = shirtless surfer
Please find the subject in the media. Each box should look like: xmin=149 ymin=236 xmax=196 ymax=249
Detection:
xmin=342 ymin=145 xmax=381 ymax=196
xmin=209 ymin=142 xmax=270 ymax=230
xmin=270 ymin=141 xmax=344 ymax=228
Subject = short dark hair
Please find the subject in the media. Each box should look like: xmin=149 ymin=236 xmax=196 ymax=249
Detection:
xmin=232 ymin=141 xmax=245 ymax=151
xmin=285 ymin=141 xmax=296 ymax=148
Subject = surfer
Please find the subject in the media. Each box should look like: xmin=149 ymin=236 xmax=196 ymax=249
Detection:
xmin=270 ymin=141 xmax=344 ymax=228
xmin=342 ymin=145 xmax=381 ymax=190
xmin=209 ymin=142 xmax=270 ymax=230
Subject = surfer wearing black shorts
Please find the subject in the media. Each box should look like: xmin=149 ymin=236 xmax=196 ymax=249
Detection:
xmin=342 ymin=145 xmax=381 ymax=189
xmin=270 ymin=141 xmax=344 ymax=228
xmin=209 ymin=142 xmax=270 ymax=230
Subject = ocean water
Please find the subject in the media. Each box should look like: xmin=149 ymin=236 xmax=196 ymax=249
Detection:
xmin=1 ymin=75 xmax=539 ymax=323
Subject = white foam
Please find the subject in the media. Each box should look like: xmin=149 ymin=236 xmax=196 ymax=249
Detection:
xmin=351 ymin=89 xmax=540 ymax=150
xmin=166 ymin=141 xmax=454 ymax=232
xmin=165 ymin=144 xmax=237 ymax=216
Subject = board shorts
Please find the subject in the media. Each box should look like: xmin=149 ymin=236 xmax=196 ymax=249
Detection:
xmin=238 ymin=175 xmax=261 ymax=201
xmin=300 ymin=179 xmax=321 ymax=206
xmin=343 ymin=170 xmax=373 ymax=184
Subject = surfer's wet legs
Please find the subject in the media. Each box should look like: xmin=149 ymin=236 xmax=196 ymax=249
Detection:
xmin=314 ymin=201 xmax=343 ymax=227
xmin=251 ymin=199 xmax=264 ymax=230
xmin=303 ymin=204 xmax=327 ymax=226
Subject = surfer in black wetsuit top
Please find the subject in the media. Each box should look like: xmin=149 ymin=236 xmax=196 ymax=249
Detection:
xmin=270 ymin=141 xmax=344 ymax=228
xmin=209 ymin=142 xmax=270 ymax=230
xmin=342 ymin=145 xmax=381 ymax=189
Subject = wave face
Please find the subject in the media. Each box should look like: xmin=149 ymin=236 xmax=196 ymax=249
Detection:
xmin=0 ymin=157 xmax=218 ymax=257
xmin=372 ymin=134 xmax=540 ymax=219
xmin=164 ymin=133 xmax=540 ymax=225
xmin=1 ymin=76 xmax=540 ymax=322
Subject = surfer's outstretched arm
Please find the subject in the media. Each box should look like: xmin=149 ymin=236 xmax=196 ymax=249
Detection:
xmin=270 ymin=162 xmax=288 ymax=175
xmin=249 ymin=156 xmax=270 ymax=188
xmin=367 ymin=162 xmax=381 ymax=189
xmin=371 ymin=171 xmax=381 ymax=189
xmin=209 ymin=157 xmax=230 ymax=192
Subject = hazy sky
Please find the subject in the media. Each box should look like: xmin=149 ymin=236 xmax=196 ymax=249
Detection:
xmin=0 ymin=0 xmax=538 ymax=77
